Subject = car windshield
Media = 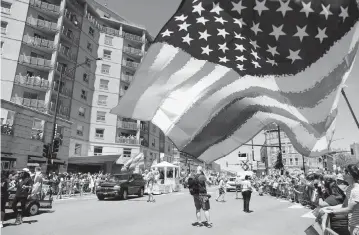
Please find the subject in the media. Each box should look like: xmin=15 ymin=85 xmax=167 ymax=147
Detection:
xmin=109 ymin=174 xmax=129 ymax=181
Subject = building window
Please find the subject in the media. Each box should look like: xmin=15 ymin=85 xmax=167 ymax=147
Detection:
xmin=124 ymin=85 xmax=128 ymax=90
xmin=98 ymin=95 xmax=107 ymax=106
xmin=123 ymin=148 xmax=131 ymax=157
xmin=103 ymin=49 xmax=111 ymax=59
xmin=78 ymin=107 xmax=85 ymax=117
xmin=87 ymin=42 xmax=92 ymax=52
xmin=75 ymin=144 xmax=81 ymax=155
xmin=295 ymin=158 xmax=299 ymax=165
xmin=289 ymin=158 xmax=293 ymax=165
xmin=76 ymin=125 xmax=83 ymax=136
xmin=89 ymin=26 xmax=94 ymax=37
xmin=104 ymin=35 xmax=113 ymax=45
xmin=95 ymin=129 xmax=104 ymax=138
xmin=152 ymin=124 xmax=156 ymax=133
xmin=94 ymin=146 xmax=103 ymax=156
xmin=151 ymin=138 xmax=156 ymax=147
xmin=99 ymin=79 xmax=109 ymax=90
xmin=83 ymin=73 xmax=89 ymax=83
xmin=85 ymin=57 xmax=91 ymax=67
xmin=81 ymin=90 xmax=87 ymax=100
xmin=101 ymin=64 xmax=110 ymax=74
xmin=96 ymin=111 xmax=106 ymax=122
xmin=1 ymin=2 xmax=11 ymax=14
xmin=1 ymin=21 xmax=8 ymax=34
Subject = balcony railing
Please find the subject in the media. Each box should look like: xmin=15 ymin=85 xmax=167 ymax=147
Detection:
xmin=64 ymin=8 xmax=81 ymax=28
xmin=49 ymin=102 xmax=70 ymax=117
xmin=14 ymin=74 xmax=50 ymax=90
xmin=123 ymin=46 xmax=142 ymax=56
xmin=18 ymin=55 xmax=53 ymax=69
xmin=56 ymin=63 xmax=75 ymax=79
xmin=1 ymin=124 xmax=13 ymax=136
xmin=121 ymin=74 xmax=134 ymax=83
xmin=52 ymin=84 xmax=72 ymax=97
xmin=1 ymin=7 xmax=10 ymax=14
xmin=122 ymin=60 xmax=139 ymax=69
xmin=22 ymin=35 xmax=56 ymax=50
xmin=26 ymin=17 xmax=58 ymax=32
xmin=59 ymin=44 xmax=76 ymax=62
xmin=29 ymin=0 xmax=60 ymax=14
xmin=122 ymin=32 xmax=143 ymax=43
xmin=101 ymin=27 xmax=120 ymax=36
xmin=10 ymin=97 xmax=47 ymax=111
xmin=61 ymin=27 xmax=79 ymax=45
xmin=117 ymin=121 xmax=138 ymax=130
xmin=140 ymin=123 xmax=149 ymax=132
xmin=116 ymin=137 xmax=139 ymax=145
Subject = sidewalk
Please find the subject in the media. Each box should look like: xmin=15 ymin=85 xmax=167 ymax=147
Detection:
xmin=52 ymin=193 xmax=97 ymax=201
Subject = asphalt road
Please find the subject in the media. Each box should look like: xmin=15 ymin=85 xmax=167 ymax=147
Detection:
xmin=2 ymin=187 xmax=316 ymax=235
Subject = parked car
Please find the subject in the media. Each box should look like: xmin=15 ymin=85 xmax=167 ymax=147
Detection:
xmin=6 ymin=188 xmax=53 ymax=216
xmin=226 ymin=177 xmax=241 ymax=192
xmin=96 ymin=173 xmax=146 ymax=200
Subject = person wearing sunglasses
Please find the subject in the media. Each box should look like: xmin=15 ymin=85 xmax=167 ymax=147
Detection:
xmin=324 ymin=164 xmax=359 ymax=235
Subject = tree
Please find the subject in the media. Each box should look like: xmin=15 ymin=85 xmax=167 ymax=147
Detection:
xmin=335 ymin=153 xmax=357 ymax=169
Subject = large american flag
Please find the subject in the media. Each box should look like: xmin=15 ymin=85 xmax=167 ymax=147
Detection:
xmin=111 ymin=0 xmax=359 ymax=163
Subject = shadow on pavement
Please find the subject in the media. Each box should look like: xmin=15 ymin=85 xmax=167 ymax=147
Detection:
xmin=5 ymin=210 xmax=55 ymax=221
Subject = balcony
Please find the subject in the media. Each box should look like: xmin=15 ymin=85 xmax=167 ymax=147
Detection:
xmin=117 ymin=121 xmax=138 ymax=130
xmin=49 ymin=102 xmax=70 ymax=117
xmin=140 ymin=123 xmax=149 ymax=132
xmin=101 ymin=27 xmax=120 ymax=37
xmin=116 ymin=136 xmax=139 ymax=145
xmin=52 ymin=83 xmax=72 ymax=97
xmin=14 ymin=74 xmax=50 ymax=91
xmin=55 ymin=63 xmax=75 ymax=80
xmin=121 ymin=74 xmax=134 ymax=83
xmin=1 ymin=124 xmax=13 ymax=136
xmin=18 ymin=55 xmax=53 ymax=71
xmin=10 ymin=97 xmax=47 ymax=112
xmin=26 ymin=17 xmax=58 ymax=34
xmin=1 ymin=7 xmax=10 ymax=14
xmin=29 ymin=0 xmax=60 ymax=16
xmin=63 ymin=9 xmax=81 ymax=29
xmin=122 ymin=60 xmax=139 ymax=70
xmin=22 ymin=35 xmax=56 ymax=52
xmin=58 ymin=44 xmax=76 ymax=62
xmin=123 ymin=46 xmax=142 ymax=57
xmin=122 ymin=32 xmax=144 ymax=43
xmin=61 ymin=27 xmax=79 ymax=45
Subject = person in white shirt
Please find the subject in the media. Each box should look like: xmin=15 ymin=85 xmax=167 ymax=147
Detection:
xmin=241 ymin=175 xmax=253 ymax=213
xmin=216 ymin=177 xmax=226 ymax=202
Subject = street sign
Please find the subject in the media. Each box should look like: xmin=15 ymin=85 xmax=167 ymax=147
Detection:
xmin=238 ymin=153 xmax=248 ymax=161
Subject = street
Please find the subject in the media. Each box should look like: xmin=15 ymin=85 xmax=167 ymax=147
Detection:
xmin=2 ymin=188 xmax=316 ymax=235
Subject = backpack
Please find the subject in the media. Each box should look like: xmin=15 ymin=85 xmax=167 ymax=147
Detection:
xmin=188 ymin=175 xmax=200 ymax=195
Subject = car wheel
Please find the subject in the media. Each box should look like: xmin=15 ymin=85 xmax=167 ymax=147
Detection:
xmin=138 ymin=188 xmax=144 ymax=197
xmin=122 ymin=189 xmax=128 ymax=200
xmin=97 ymin=195 xmax=105 ymax=201
xmin=27 ymin=202 xmax=39 ymax=216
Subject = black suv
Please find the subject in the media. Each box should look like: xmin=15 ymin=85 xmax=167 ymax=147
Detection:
xmin=96 ymin=173 xmax=146 ymax=200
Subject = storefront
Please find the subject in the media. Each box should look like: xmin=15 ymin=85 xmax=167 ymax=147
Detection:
xmin=27 ymin=156 xmax=47 ymax=172
xmin=68 ymin=155 xmax=122 ymax=174
xmin=1 ymin=153 xmax=16 ymax=170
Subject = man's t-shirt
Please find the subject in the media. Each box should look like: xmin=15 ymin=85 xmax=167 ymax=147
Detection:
xmin=16 ymin=177 xmax=33 ymax=198
xmin=197 ymin=174 xmax=207 ymax=194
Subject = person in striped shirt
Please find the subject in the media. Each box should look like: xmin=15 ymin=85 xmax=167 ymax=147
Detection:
xmin=325 ymin=165 xmax=359 ymax=235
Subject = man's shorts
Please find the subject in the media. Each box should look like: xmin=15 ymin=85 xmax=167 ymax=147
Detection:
xmin=193 ymin=195 xmax=210 ymax=211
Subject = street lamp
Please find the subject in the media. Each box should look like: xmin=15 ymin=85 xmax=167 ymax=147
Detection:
xmin=49 ymin=58 xmax=102 ymax=161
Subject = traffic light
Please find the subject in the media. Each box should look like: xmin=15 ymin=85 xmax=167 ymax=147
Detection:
xmin=52 ymin=138 xmax=60 ymax=153
xmin=43 ymin=144 xmax=50 ymax=158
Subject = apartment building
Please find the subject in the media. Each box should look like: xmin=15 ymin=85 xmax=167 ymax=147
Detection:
xmin=1 ymin=0 xmax=174 ymax=172
xmin=260 ymin=124 xmax=323 ymax=173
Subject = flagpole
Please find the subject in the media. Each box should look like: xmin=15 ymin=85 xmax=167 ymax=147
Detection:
xmin=341 ymin=89 xmax=359 ymax=130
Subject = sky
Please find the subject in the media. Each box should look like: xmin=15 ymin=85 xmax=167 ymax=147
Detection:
xmin=97 ymin=0 xmax=359 ymax=171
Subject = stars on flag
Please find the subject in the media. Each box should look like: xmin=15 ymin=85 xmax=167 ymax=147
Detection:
xmin=157 ymin=0 xmax=357 ymax=75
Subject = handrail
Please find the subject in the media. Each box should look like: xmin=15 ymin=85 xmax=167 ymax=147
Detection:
xmin=14 ymin=74 xmax=50 ymax=89
xmin=10 ymin=97 xmax=47 ymax=110
xmin=121 ymin=74 xmax=134 ymax=83
xmin=122 ymin=32 xmax=143 ymax=43
xmin=22 ymin=35 xmax=55 ymax=49
xmin=63 ymin=8 xmax=81 ymax=28
xmin=29 ymin=0 xmax=60 ymax=13
xmin=101 ymin=26 xmax=120 ymax=36
xmin=18 ymin=55 xmax=53 ymax=68
xmin=123 ymin=46 xmax=142 ymax=56
xmin=26 ymin=17 xmax=58 ymax=31
xmin=122 ymin=60 xmax=139 ymax=69
xmin=117 ymin=121 xmax=138 ymax=130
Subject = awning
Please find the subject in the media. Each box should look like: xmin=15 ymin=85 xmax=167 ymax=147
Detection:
xmin=51 ymin=159 xmax=65 ymax=165
xmin=28 ymin=156 xmax=47 ymax=163
xmin=152 ymin=161 xmax=179 ymax=168
xmin=68 ymin=155 xmax=121 ymax=165
xmin=1 ymin=153 xmax=16 ymax=161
